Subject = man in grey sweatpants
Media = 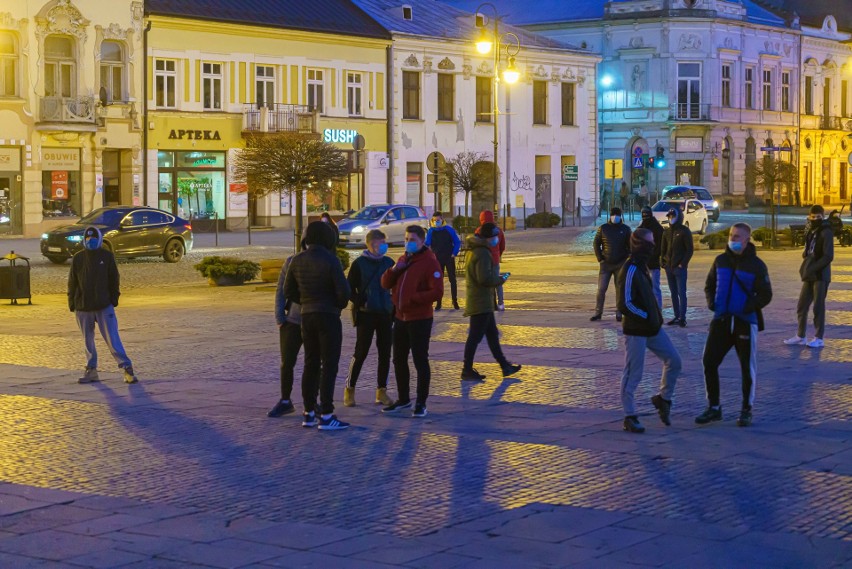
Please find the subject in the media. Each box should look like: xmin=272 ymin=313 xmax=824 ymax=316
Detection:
xmin=616 ymin=228 xmax=681 ymax=433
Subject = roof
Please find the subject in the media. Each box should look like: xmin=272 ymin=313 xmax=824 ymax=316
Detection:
xmin=753 ymin=0 xmax=852 ymax=32
xmin=352 ymin=0 xmax=580 ymax=50
xmin=146 ymin=0 xmax=391 ymax=40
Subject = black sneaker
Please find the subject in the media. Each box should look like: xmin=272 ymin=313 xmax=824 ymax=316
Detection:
xmin=590 ymin=314 xmax=602 ymax=322
xmin=623 ymin=416 xmax=645 ymax=433
xmin=382 ymin=400 xmax=413 ymax=413
xmin=501 ymin=363 xmax=522 ymax=377
xmin=267 ymin=400 xmax=295 ymax=418
xmin=616 ymin=313 xmax=623 ymax=322
xmin=651 ymin=395 xmax=672 ymax=426
xmin=412 ymin=404 xmax=427 ymax=418
xmin=695 ymin=406 xmax=723 ymax=425
xmin=318 ymin=415 xmax=349 ymax=430
xmin=678 ymin=319 xmax=687 ymax=328
xmin=667 ymin=318 xmax=680 ymax=326
xmin=435 ymin=303 xmax=442 ymax=311
xmin=461 ymin=368 xmax=486 ymax=381
xmin=453 ymin=301 xmax=460 ymax=310
xmin=301 ymin=411 xmax=318 ymax=428
xmin=736 ymin=408 xmax=753 ymax=427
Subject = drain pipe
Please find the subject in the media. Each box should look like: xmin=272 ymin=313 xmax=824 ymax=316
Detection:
xmin=142 ymin=19 xmax=152 ymax=207
xmin=386 ymin=43 xmax=394 ymax=203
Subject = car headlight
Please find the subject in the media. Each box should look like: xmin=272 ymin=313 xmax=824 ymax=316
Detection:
xmin=351 ymin=226 xmax=366 ymax=234
xmin=41 ymin=233 xmax=49 ymax=240
xmin=67 ymin=235 xmax=83 ymax=242
xmin=712 ymin=201 xmax=719 ymax=208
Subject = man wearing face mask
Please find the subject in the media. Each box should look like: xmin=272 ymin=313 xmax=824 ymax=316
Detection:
xmin=638 ymin=206 xmax=664 ymax=308
xmin=660 ymin=207 xmax=693 ymax=327
xmin=425 ymin=212 xmax=461 ymax=310
xmin=696 ymin=223 xmax=772 ymax=427
xmin=381 ymin=225 xmax=444 ymax=417
xmin=591 ymin=207 xmax=631 ymax=322
xmin=785 ymin=205 xmax=834 ymax=348
xmin=344 ymin=229 xmax=395 ymax=407
xmin=68 ymin=226 xmax=138 ymax=384
xmin=617 ymin=228 xmax=681 ymax=433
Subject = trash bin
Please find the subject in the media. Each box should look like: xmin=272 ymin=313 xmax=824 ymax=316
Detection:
xmin=0 ymin=251 xmax=32 ymax=305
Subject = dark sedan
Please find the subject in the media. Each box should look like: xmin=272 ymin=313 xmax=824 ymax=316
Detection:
xmin=40 ymin=206 xmax=193 ymax=264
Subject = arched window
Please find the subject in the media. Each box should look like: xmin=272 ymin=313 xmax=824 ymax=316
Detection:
xmin=44 ymin=35 xmax=75 ymax=98
xmin=100 ymin=40 xmax=124 ymax=102
xmin=0 ymin=32 xmax=17 ymax=96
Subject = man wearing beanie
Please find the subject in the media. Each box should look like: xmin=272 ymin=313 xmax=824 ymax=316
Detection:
xmin=784 ymin=205 xmax=834 ymax=348
xmin=617 ymin=228 xmax=680 ymax=433
xmin=661 ymin=207 xmax=693 ymax=327
xmin=639 ymin=206 xmax=664 ymax=308
xmin=591 ymin=207 xmax=631 ymax=321
xmin=284 ymin=221 xmax=351 ymax=430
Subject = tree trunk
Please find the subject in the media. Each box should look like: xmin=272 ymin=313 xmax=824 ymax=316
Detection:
xmin=295 ymin=188 xmax=304 ymax=242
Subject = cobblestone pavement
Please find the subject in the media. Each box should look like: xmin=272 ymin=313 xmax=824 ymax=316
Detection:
xmin=0 ymin=230 xmax=851 ymax=567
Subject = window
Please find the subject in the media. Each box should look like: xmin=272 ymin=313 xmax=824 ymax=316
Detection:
xmin=842 ymin=80 xmax=848 ymax=118
xmin=402 ymin=71 xmax=420 ymax=119
xmin=677 ymin=62 xmax=701 ymax=118
xmin=99 ymin=41 xmax=124 ymax=103
xmin=437 ymin=73 xmax=454 ymax=121
xmin=44 ymin=35 xmax=75 ymax=98
xmin=256 ymin=65 xmax=274 ymax=108
xmin=347 ymin=72 xmax=362 ymax=116
xmin=307 ymin=69 xmax=323 ymax=113
xmin=782 ymin=71 xmax=791 ymax=112
xmin=405 ymin=163 xmax=422 ymax=206
xmin=403 ymin=206 xmax=420 ymax=219
xmin=202 ymin=62 xmax=222 ymax=110
xmin=721 ymin=64 xmax=731 ymax=107
xmin=154 ymin=59 xmax=176 ymax=108
xmin=762 ymin=69 xmax=773 ymax=110
xmin=0 ymin=32 xmax=17 ymax=97
xmin=744 ymin=67 xmax=754 ymax=110
xmin=805 ymin=74 xmax=813 ymax=114
xmin=561 ymin=82 xmax=575 ymax=126
xmin=533 ymin=80 xmax=547 ymax=125
xmin=476 ymin=76 xmax=491 ymax=122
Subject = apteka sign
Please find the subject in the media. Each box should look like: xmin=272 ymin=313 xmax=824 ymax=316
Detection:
xmin=168 ymin=129 xmax=222 ymax=141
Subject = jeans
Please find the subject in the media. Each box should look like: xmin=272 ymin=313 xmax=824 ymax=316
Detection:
xmin=796 ymin=280 xmax=829 ymax=339
xmin=392 ymin=318 xmax=433 ymax=406
xmin=437 ymin=258 xmax=458 ymax=305
xmin=665 ymin=267 xmax=688 ymax=321
xmin=496 ymin=262 xmax=504 ymax=305
xmin=595 ymin=264 xmax=623 ymax=317
xmin=300 ymin=312 xmax=342 ymax=415
xmin=346 ymin=311 xmax=393 ymax=389
xmin=463 ymin=312 xmax=509 ymax=369
xmin=650 ymin=268 xmax=662 ymax=310
xmin=75 ymin=306 xmax=132 ymax=370
xmin=621 ymin=330 xmax=680 ymax=416
xmin=702 ymin=317 xmax=758 ymax=410
xmin=279 ymin=321 xmax=303 ymax=400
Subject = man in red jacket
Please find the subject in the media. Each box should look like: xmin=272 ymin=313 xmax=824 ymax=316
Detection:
xmin=381 ymin=225 xmax=444 ymax=417
xmin=476 ymin=210 xmax=506 ymax=310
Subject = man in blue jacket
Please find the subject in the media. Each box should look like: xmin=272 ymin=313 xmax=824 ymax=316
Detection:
xmin=425 ymin=212 xmax=461 ymax=310
xmin=696 ymin=223 xmax=772 ymax=427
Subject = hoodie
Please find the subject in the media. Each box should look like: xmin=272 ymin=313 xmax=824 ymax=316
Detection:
xmin=67 ymin=226 xmax=120 ymax=312
xmin=800 ymin=219 xmax=834 ymax=283
xmin=425 ymin=224 xmax=461 ymax=263
xmin=660 ymin=208 xmax=693 ymax=270
xmin=638 ymin=215 xmax=664 ymax=270
xmin=463 ymin=234 xmax=504 ymax=316
xmin=348 ymin=251 xmax=394 ymax=315
xmin=475 ymin=210 xmax=505 ymax=264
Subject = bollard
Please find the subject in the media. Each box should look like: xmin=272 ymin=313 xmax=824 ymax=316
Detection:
xmin=214 ymin=211 xmax=219 ymax=247
xmin=522 ymin=202 xmax=526 ymax=230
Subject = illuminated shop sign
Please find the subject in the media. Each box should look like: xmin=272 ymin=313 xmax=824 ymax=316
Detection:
xmin=168 ymin=129 xmax=222 ymax=141
xmin=323 ymin=129 xmax=358 ymax=144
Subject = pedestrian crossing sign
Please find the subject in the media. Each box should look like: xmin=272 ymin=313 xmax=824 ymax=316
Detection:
xmin=632 ymin=157 xmax=644 ymax=169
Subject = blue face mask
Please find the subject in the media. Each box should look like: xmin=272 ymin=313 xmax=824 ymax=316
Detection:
xmin=489 ymin=236 xmax=500 ymax=247
xmin=405 ymin=241 xmax=419 ymax=254
xmin=433 ymin=219 xmax=443 ymax=227
xmin=611 ymin=216 xmax=622 ymax=224
xmin=84 ymin=237 xmax=99 ymax=250
xmin=728 ymin=240 xmax=744 ymax=253
xmin=377 ymin=243 xmax=389 ymax=256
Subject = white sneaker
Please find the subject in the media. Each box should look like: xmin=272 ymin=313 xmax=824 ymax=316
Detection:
xmin=783 ymin=336 xmax=806 ymax=345
xmin=806 ymin=338 xmax=824 ymax=349
xmin=496 ymin=304 xmax=505 ymax=311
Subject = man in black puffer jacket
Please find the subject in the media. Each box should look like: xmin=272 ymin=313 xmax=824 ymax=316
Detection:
xmin=639 ymin=206 xmax=664 ymax=308
xmin=661 ymin=207 xmax=693 ymax=327
xmin=591 ymin=207 xmax=631 ymax=321
xmin=284 ymin=221 xmax=351 ymax=430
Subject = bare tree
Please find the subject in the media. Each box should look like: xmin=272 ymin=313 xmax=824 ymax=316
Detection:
xmin=745 ymin=155 xmax=799 ymax=206
xmin=442 ymin=150 xmax=491 ymax=221
xmin=232 ymin=133 xmax=349 ymax=238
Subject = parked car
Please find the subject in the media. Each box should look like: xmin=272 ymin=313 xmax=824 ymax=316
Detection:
xmin=337 ymin=204 xmax=429 ymax=246
xmin=41 ymin=206 xmax=193 ymax=264
xmin=651 ymin=199 xmax=708 ymax=234
xmin=661 ymin=185 xmax=720 ymax=221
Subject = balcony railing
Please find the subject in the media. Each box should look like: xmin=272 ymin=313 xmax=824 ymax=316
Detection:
xmin=820 ymin=115 xmax=852 ymax=131
xmin=669 ymin=102 xmax=712 ymax=121
xmin=243 ymin=104 xmax=317 ymax=133
xmin=39 ymin=96 xmax=96 ymax=124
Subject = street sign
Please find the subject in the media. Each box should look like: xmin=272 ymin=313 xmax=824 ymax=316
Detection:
xmin=352 ymin=134 xmax=366 ymax=151
xmin=426 ymin=151 xmax=445 ymax=173
xmin=562 ymin=164 xmax=578 ymax=182
xmin=633 ymin=147 xmax=643 ymax=158
xmin=632 ymin=157 xmax=644 ymax=169
xmin=426 ymin=173 xmax=438 ymax=193
xmin=779 ymin=147 xmax=792 ymax=152
xmin=604 ymin=159 xmax=623 ymax=180
xmin=760 ymin=146 xmax=781 ymax=152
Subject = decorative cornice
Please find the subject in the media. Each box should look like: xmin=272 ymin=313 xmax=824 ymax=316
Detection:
xmin=35 ymin=0 xmax=90 ymax=42
xmin=437 ymin=57 xmax=455 ymax=71
xmin=403 ymin=53 xmax=420 ymax=68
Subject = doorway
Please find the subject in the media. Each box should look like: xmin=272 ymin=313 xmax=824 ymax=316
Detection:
xmin=0 ymin=175 xmax=22 ymax=235
xmin=675 ymin=159 xmax=701 ymax=186
xmin=535 ymin=155 xmax=552 ymax=212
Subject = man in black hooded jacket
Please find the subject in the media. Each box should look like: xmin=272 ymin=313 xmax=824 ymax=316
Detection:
xmin=661 ymin=207 xmax=693 ymax=327
xmin=591 ymin=207 xmax=631 ymax=321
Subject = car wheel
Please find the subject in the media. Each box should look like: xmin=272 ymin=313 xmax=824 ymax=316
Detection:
xmin=46 ymin=255 xmax=68 ymax=264
xmin=699 ymin=220 xmax=707 ymax=235
xmin=163 ymin=238 xmax=185 ymax=263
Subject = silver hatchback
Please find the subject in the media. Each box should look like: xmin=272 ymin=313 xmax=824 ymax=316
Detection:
xmin=337 ymin=204 xmax=430 ymax=247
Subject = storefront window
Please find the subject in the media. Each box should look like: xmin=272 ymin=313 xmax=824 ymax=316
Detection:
xmin=41 ymin=148 xmax=80 ymax=218
xmin=176 ymin=170 xmax=224 ymax=219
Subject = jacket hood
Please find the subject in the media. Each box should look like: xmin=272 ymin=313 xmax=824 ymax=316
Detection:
xmin=83 ymin=226 xmax=103 ymax=249
xmin=466 ymin=234 xmax=491 ymax=249
xmin=479 ymin=210 xmax=494 ymax=224
xmin=303 ymin=220 xmax=336 ymax=251
xmin=668 ymin=208 xmax=684 ymax=226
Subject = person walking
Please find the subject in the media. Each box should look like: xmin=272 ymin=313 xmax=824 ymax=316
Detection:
xmin=268 ymin=247 xmax=303 ymax=418
xmin=461 ymin=222 xmax=522 ymax=381
xmin=784 ymin=205 xmax=834 ymax=348
xmin=660 ymin=207 xmax=693 ymax=327
xmin=617 ymin=228 xmax=681 ymax=433
xmin=284 ymin=221 xmax=351 ymax=430
xmin=425 ymin=212 xmax=461 ymax=310
xmin=68 ymin=226 xmax=138 ymax=384
xmin=639 ymin=206 xmax=664 ymax=308
xmin=696 ymin=223 xmax=772 ymax=427
xmin=619 ymin=181 xmax=630 ymax=210
xmin=344 ymin=229 xmax=395 ymax=407
xmin=476 ymin=210 xmax=506 ymax=310
xmin=591 ymin=207 xmax=631 ymax=322
xmin=380 ymin=225 xmax=444 ymax=418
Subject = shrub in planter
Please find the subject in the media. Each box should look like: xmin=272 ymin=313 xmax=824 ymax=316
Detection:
xmin=451 ymin=215 xmax=480 ymax=233
xmin=336 ymin=248 xmax=351 ymax=271
xmin=194 ymin=256 xmax=260 ymax=286
xmin=525 ymin=212 xmax=560 ymax=228
xmin=750 ymin=227 xmax=772 ymax=243
xmin=699 ymin=228 xmax=730 ymax=249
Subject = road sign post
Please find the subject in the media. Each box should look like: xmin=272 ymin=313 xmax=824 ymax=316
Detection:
xmin=426 ymin=151 xmax=445 ymax=212
xmin=603 ymin=159 xmax=623 ymax=218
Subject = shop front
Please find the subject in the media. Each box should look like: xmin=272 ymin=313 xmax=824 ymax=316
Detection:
xmin=41 ymin=148 xmax=82 ymax=221
xmin=156 ymin=150 xmax=226 ymax=227
xmin=0 ymin=147 xmax=23 ymax=235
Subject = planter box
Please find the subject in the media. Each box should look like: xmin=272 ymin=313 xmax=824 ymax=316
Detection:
xmin=260 ymin=258 xmax=286 ymax=283
xmin=209 ymin=275 xmax=247 ymax=286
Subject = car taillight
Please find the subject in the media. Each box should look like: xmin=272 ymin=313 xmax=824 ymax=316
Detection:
xmin=184 ymin=224 xmax=192 ymax=231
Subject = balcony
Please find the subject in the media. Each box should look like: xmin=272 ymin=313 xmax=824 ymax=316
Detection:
xmin=38 ymin=96 xmax=96 ymax=125
xmin=242 ymin=104 xmax=317 ymax=134
xmin=819 ymin=115 xmax=852 ymax=131
xmin=668 ymin=102 xmax=713 ymax=122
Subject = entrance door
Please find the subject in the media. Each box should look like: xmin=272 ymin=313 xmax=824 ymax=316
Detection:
xmin=675 ymin=160 xmax=701 ymax=186
xmin=840 ymin=163 xmax=848 ymax=202
xmin=103 ymin=150 xmax=121 ymax=206
xmin=0 ymin=176 xmax=22 ymax=235
xmin=535 ymin=155 xmax=551 ymax=213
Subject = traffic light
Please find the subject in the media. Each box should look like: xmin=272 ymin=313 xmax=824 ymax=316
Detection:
xmin=655 ymin=146 xmax=666 ymax=169
xmin=648 ymin=157 xmax=655 ymax=168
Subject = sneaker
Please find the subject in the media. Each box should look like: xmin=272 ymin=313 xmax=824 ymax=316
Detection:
xmin=375 ymin=387 xmax=394 ymax=406
xmin=501 ymin=363 xmax=522 ymax=378
xmin=736 ymin=408 xmax=753 ymax=427
xmin=783 ymin=335 xmax=806 ymax=345
xmin=412 ymin=404 xmax=427 ymax=418
xmin=616 ymin=313 xmax=623 ymax=322
xmin=123 ymin=367 xmax=138 ymax=384
xmin=435 ymin=303 xmax=442 ymax=311
xmin=453 ymin=301 xmax=460 ymax=310
xmin=78 ymin=367 xmax=100 ymax=384
xmin=460 ymin=368 xmax=486 ymax=381
xmin=667 ymin=318 xmax=680 ymax=326
xmin=623 ymin=416 xmax=645 ymax=433
xmin=382 ymin=400 xmax=413 ymax=413
xmin=651 ymin=395 xmax=672 ymax=426
xmin=344 ymin=387 xmax=356 ymax=407
xmin=806 ymin=337 xmax=824 ymax=349
xmin=695 ymin=406 xmax=723 ymax=425
xmin=267 ymin=399 xmax=295 ymax=417
xmin=301 ymin=411 xmax=318 ymax=428
xmin=496 ymin=304 xmax=505 ymax=312
xmin=678 ymin=319 xmax=687 ymax=328
xmin=318 ymin=415 xmax=350 ymax=430
xmin=590 ymin=313 xmax=602 ymax=322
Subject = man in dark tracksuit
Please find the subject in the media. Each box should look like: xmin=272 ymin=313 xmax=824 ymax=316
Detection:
xmin=591 ymin=207 xmax=631 ymax=321
xmin=284 ymin=221 xmax=351 ymax=430
xmin=660 ymin=207 xmax=693 ymax=327
xmin=639 ymin=206 xmax=664 ymax=309
xmin=425 ymin=212 xmax=461 ymax=310
xmin=268 ymin=248 xmax=303 ymax=418
xmin=696 ymin=223 xmax=772 ymax=427
xmin=785 ymin=205 xmax=834 ymax=349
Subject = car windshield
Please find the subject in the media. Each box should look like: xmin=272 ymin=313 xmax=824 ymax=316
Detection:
xmin=350 ymin=206 xmax=389 ymax=220
xmin=652 ymin=201 xmax=685 ymax=212
xmin=78 ymin=209 xmax=128 ymax=226
xmin=696 ymin=189 xmax=712 ymax=200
